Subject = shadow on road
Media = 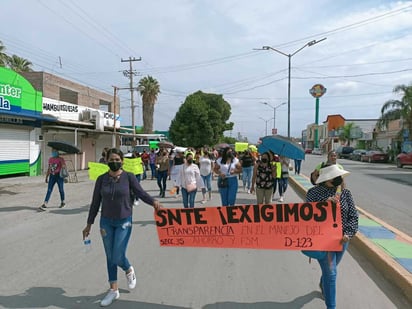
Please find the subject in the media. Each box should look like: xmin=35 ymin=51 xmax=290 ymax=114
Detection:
xmin=202 ymin=290 xmax=322 ymax=308
xmin=0 ymin=286 xmax=190 ymax=309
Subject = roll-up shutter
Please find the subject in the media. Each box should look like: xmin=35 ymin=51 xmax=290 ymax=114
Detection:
xmin=0 ymin=127 xmax=30 ymax=175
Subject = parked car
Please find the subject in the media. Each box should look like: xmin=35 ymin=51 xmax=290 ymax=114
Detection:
xmin=312 ymin=148 xmax=323 ymax=155
xmin=361 ymin=150 xmax=389 ymax=163
xmin=349 ymin=149 xmax=366 ymax=161
xmin=396 ymin=141 xmax=412 ymax=168
xmin=305 ymin=148 xmax=313 ymax=154
xmin=336 ymin=146 xmax=354 ymax=159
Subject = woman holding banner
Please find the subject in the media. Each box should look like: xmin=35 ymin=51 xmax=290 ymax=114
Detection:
xmin=82 ymin=148 xmax=161 ymax=307
xmin=306 ymin=164 xmax=358 ymax=309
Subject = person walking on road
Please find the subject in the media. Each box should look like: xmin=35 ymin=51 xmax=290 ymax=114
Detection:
xmin=156 ymin=149 xmax=170 ymax=198
xmin=213 ymin=147 xmax=242 ymax=206
xmin=199 ymin=150 xmax=214 ymax=203
xmin=240 ymin=149 xmax=255 ymax=193
xmin=38 ymin=149 xmax=67 ymax=211
xmin=82 ymin=148 xmax=161 ymax=307
xmin=306 ymin=164 xmax=358 ymax=309
xmin=250 ymin=152 xmax=276 ymax=204
xmin=278 ymin=156 xmax=291 ymax=202
xmin=294 ymin=158 xmax=302 ymax=175
xmin=179 ymin=152 xmax=204 ymax=208
xmin=310 ymin=150 xmax=344 ymax=185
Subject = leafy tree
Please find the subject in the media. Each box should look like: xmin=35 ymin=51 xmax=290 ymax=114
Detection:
xmin=377 ymin=83 xmax=412 ymax=141
xmin=138 ymin=75 xmax=160 ymax=133
xmin=338 ymin=122 xmax=355 ymax=146
xmin=169 ymin=91 xmax=233 ymax=147
xmin=7 ymin=54 xmax=33 ymax=72
xmin=0 ymin=41 xmax=9 ymax=67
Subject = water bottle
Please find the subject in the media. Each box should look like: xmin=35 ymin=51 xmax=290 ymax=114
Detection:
xmin=84 ymin=237 xmax=92 ymax=253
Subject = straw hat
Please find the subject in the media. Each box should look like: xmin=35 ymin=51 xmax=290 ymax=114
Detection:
xmin=316 ymin=164 xmax=350 ymax=184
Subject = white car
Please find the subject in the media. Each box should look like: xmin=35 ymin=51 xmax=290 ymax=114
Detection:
xmin=312 ymin=148 xmax=323 ymax=155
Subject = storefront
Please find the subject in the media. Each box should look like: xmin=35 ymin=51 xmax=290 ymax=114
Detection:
xmin=0 ymin=67 xmax=47 ymax=176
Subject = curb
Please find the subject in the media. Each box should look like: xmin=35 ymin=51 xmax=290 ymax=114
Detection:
xmin=289 ymin=175 xmax=412 ymax=303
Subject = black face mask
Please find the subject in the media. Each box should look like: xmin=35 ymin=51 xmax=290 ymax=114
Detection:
xmin=261 ymin=158 xmax=268 ymax=163
xmin=331 ymin=176 xmax=343 ymax=187
xmin=108 ymin=162 xmax=122 ymax=172
xmin=187 ymin=159 xmax=193 ymax=164
xmin=227 ymin=152 xmax=233 ymax=158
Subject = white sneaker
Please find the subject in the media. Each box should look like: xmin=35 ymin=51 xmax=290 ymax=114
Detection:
xmin=126 ymin=266 xmax=136 ymax=289
xmin=201 ymin=199 xmax=206 ymax=204
xmin=279 ymin=196 xmax=284 ymax=202
xmin=133 ymin=200 xmax=139 ymax=207
xmin=100 ymin=289 xmax=119 ymax=307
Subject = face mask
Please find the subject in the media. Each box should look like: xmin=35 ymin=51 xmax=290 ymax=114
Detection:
xmin=331 ymin=176 xmax=343 ymax=187
xmin=187 ymin=159 xmax=193 ymax=164
xmin=108 ymin=161 xmax=122 ymax=172
xmin=261 ymin=158 xmax=268 ymax=163
xmin=227 ymin=152 xmax=233 ymax=158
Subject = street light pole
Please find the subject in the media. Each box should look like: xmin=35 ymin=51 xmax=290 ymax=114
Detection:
xmin=258 ymin=117 xmax=273 ymax=136
xmin=261 ymin=102 xmax=286 ymax=135
xmin=256 ymin=38 xmax=326 ymax=138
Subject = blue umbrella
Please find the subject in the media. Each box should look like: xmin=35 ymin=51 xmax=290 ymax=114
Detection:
xmin=258 ymin=135 xmax=305 ymax=160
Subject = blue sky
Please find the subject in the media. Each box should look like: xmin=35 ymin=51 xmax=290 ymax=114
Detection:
xmin=2 ymin=0 xmax=412 ymax=143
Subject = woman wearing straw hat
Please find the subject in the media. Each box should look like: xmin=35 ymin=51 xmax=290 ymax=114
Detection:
xmin=306 ymin=164 xmax=359 ymax=309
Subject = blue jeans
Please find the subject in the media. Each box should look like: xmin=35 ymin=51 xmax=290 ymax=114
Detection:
xmin=181 ymin=187 xmax=197 ymax=208
xmin=242 ymin=166 xmax=253 ymax=190
xmin=44 ymin=174 xmax=65 ymax=203
xmin=279 ymin=177 xmax=288 ymax=196
xmin=100 ymin=216 xmax=132 ymax=283
xmin=157 ymin=170 xmax=168 ymax=192
xmin=150 ymin=163 xmax=156 ymax=179
xmin=294 ymin=159 xmax=302 ymax=174
xmin=318 ymin=242 xmax=349 ymax=309
xmin=218 ymin=176 xmax=238 ymax=206
xmin=201 ymin=173 xmax=212 ymax=193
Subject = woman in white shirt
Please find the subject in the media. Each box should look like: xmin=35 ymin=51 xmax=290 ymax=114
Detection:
xmin=179 ymin=152 xmax=204 ymax=208
xmin=213 ymin=147 xmax=242 ymax=206
xmin=199 ymin=150 xmax=214 ymax=203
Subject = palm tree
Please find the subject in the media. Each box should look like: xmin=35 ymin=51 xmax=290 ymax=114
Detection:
xmin=338 ymin=122 xmax=355 ymax=146
xmin=138 ymin=75 xmax=160 ymax=133
xmin=377 ymin=84 xmax=412 ymax=141
xmin=7 ymin=54 xmax=33 ymax=72
xmin=0 ymin=40 xmax=9 ymax=67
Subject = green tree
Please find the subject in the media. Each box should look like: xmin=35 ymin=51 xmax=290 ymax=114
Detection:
xmin=338 ymin=122 xmax=355 ymax=146
xmin=138 ymin=75 xmax=160 ymax=133
xmin=377 ymin=84 xmax=412 ymax=141
xmin=0 ymin=40 xmax=9 ymax=67
xmin=7 ymin=54 xmax=33 ymax=72
xmin=169 ymin=91 xmax=233 ymax=147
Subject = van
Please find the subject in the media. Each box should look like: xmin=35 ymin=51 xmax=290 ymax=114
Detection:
xmin=336 ymin=146 xmax=354 ymax=159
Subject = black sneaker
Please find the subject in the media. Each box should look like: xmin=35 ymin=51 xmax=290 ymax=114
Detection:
xmin=59 ymin=202 xmax=66 ymax=208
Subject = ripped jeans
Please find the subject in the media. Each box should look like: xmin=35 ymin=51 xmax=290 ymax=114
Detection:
xmin=100 ymin=216 xmax=132 ymax=283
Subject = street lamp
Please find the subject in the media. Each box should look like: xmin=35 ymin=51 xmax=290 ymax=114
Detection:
xmin=256 ymin=38 xmax=327 ymax=138
xmin=261 ymin=102 xmax=286 ymax=135
xmin=258 ymin=116 xmax=274 ymax=136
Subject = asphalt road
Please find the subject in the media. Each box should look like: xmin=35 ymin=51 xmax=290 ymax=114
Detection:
xmin=0 ymin=171 xmax=410 ymax=308
xmin=299 ymin=154 xmax=412 ymax=236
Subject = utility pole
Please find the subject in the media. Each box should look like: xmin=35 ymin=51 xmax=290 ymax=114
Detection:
xmin=121 ymin=57 xmax=141 ymax=142
xmin=112 ymin=86 xmax=118 ymax=148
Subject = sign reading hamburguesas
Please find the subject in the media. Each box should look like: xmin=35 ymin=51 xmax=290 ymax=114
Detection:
xmin=155 ymin=202 xmax=342 ymax=251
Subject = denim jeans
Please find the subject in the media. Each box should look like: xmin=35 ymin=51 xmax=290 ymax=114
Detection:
xmin=294 ymin=159 xmax=302 ymax=174
xmin=218 ymin=176 xmax=238 ymax=206
xmin=100 ymin=216 xmax=132 ymax=283
xmin=318 ymin=242 xmax=349 ymax=309
xmin=201 ymin=173 xmax=212 ymax=192
xmin=279 ymin=177 xmax=288 ymax=196
xmin=44 ymin=174 xmax=65 ymax=203
xmin=150 ymin=163 xmax=156 ymax=179
xmin=181 ymin=187 xmax=197 ymax=208
xmin=157 ymin=170 xmax=168 ymax=192
xmin=242 ymin=166 xmax=253 ymax=190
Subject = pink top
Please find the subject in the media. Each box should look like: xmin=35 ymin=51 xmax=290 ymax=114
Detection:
xmin=48 ymin=157 xmax=65 ymax=175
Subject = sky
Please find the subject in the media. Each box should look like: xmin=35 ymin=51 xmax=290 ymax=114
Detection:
xmin=2 ymin=0 xmax=412 ymax=143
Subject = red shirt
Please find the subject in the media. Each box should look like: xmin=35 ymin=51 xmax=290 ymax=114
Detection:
xmin=48 ymin=157 xmax=65 ymax=175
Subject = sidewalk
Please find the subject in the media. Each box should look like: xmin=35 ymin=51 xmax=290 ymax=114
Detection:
xmin=290 ymin=173 xmax=412 ymax=303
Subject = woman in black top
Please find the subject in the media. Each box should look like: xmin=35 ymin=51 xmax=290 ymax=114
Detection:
xmin=240 ymin=150 xmax=255 ymax=193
